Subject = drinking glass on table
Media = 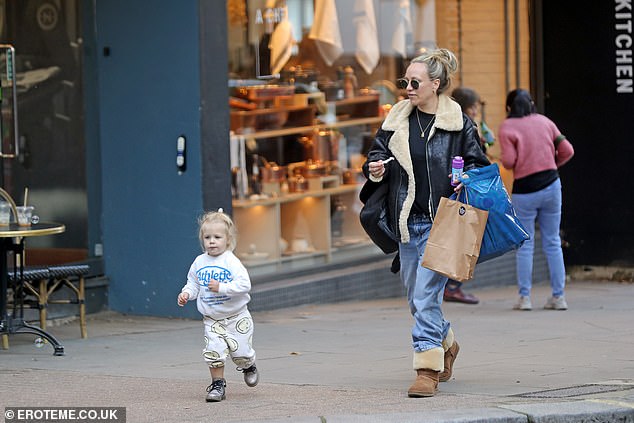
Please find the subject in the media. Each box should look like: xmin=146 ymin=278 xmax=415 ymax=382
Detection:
xmin=0 ymin=202 xmax=10 ymax=226
xmin=16 ymin=206 xmax=35 ymax=226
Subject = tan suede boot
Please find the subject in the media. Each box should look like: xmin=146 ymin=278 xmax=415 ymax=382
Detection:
xmin=408 ymin=347 xmax=443 ymax=397
xmin=407 ymin=369 xmax=440 ymax=397
xmin=439 ymin=341 xmax=460 ymax=382
xmin=439 ymin=328 xmax=459 ymax=382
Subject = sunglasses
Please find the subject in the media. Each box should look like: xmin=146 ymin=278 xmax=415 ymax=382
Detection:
xmin=396 ymin=78 xmax=421 ymax=90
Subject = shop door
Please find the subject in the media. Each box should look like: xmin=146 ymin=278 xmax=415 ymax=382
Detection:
xmin=1 ymin=0 xmax=87 ymax=263
xmin=541 ymin=1 xmax=634 ymax=266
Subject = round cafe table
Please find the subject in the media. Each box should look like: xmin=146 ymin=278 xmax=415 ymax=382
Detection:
xmin=0 ymin=222 xmax=66 ymax=355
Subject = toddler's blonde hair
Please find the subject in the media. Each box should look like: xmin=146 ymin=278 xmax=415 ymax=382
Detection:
xmin=198 ymin=209 xmax=237 ymax=252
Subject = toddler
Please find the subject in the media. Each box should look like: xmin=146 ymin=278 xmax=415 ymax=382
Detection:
xmin=177 ymin=210 xmax=258 ymax=402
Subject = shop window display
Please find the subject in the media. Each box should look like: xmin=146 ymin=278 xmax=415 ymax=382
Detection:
xmin=226 ymin=0 xmax=437 ymax=277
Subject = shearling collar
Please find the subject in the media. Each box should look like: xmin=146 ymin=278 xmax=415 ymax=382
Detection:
xmin=382 ymin=94 xmax=464 ymax=133
xmin=378 ymin=94 xmax=464 ymax=243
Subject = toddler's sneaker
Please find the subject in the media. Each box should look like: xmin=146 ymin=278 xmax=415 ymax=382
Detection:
xmin=544 ymin=295 xmax=568 ymax=310
xmin=240 ymin=364 xmax=259 ymax=387
xmin=206 ymin=379 xmax=226 ymax=402
xmin=513 ymin=296 xmax=532 ymax=310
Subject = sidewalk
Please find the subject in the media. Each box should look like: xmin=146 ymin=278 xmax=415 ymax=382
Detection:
xmin=1 ymin=279 xmax=633 ymax=422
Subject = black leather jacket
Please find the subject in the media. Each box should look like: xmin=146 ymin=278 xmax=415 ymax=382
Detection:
xmin=363 ymin=96 xmax=489 ymax=244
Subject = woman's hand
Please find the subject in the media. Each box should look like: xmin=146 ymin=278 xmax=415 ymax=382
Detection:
xmin=449 ymin=172 xmax=466 ymax=192
xmin=369 ymin=157 xmax=393 ymax=178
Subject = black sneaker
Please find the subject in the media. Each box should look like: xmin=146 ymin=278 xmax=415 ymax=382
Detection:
xmin=205 ymin=379 xmax=226 ymax=402
xmin=240 ymin=364 xmax=259 ymax=387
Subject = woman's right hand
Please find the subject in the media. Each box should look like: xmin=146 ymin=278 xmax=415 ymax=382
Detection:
xmin=368 ymin=160 xmax=386 ymax=178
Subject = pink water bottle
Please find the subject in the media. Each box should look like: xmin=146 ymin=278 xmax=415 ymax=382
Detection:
xmin=451 ymin=156 xmax=464 ymax=186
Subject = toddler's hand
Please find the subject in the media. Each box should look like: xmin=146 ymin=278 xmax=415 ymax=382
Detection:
xmin=177 ymin=292 xmax=189 ymax=306
xmin=209 ymin=280 xmax=220 ymax=293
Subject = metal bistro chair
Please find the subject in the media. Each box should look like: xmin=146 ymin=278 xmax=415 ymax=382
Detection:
xmin=8 ymin=263 xmax=89 ymax=339
xmin=45 ymin=264 xmax=89 ymax=338
xmin=2 ymin=188 xmax=89 ymax=340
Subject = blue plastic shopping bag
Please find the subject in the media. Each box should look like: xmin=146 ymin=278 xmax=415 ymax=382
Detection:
xmin=453 ymin=163 xmax=529 ymax=263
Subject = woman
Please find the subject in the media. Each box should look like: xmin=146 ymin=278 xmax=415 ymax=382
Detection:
xmin=362 ymin=48 xmax=489 ymax=397
xmin=498 ymin=89 xmax=574 ymax=311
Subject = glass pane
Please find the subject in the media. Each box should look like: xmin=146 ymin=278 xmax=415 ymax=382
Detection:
xmin=0 ymin=44 xmax=18 ymax=159
xmin=1 ymin=0 xmax=87 ymax=253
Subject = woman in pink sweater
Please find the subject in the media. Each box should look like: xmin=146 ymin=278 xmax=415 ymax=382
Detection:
xmin=498 ymin=89 xmax=574 ymax=311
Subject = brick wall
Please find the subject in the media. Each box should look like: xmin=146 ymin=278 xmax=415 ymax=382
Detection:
xmin=436 ymin=0 xmax=531 ymax=135
xmin=435 ymin=0 xmax=532 ymax=192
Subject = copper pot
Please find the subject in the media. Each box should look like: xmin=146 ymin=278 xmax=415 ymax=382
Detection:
xmin=300 ymin=160 xmax=328 ymax=178
xmin=288 ymin=175 xmax=308 ymax=193
xmin=343 ymin=168 xmax=363 ymax=184
xmin=261 ymin=163 xmax=287 ymax=182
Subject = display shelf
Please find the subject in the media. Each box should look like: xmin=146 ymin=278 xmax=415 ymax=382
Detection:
xmin=281 ymin=195 xmax=329 ymax=256
xmin=334 ymin=95 xmax=380 ymax=119
xmin=231 ymin=115 xmax=383 ymax=277
xmin=232 ymin=184 xmax=370 ymax=271
xmin=233 ymin=116 xmax=384 ymax=140
xmin=232 ymin=184 xmax=360 ymax=208
xmin=233 ymin=203 xmax=280 ymax=260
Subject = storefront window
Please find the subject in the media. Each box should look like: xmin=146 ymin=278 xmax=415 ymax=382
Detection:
xmin=0 ymin=0 xmax=87 ymax=262
xmin=227 ymin=0 xmax=436 ymax=277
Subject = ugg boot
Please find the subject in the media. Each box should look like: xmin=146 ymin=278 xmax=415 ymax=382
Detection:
xmin=439 ymin=328 xmax=460 ymax=382
xmin=408 ymin=347 xmax=443 ymax=397
xmin=408 ymin=368 xmax=440 ymax=397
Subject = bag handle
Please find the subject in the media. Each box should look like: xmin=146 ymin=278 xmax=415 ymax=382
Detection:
xmin=455 ymin=187 xmax=469 ymax=205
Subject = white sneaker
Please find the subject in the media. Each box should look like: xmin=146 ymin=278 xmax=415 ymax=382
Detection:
xmin=513 ymin=296 xmax=532 ymax=310
xmin=544 ymin=295 xmax=568 ymax=310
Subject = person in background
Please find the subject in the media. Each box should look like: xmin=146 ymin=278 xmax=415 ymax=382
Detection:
xmin=451 ymin=86 xmax=495 ymax=153
xmin=363 ymin=48 xmax=489 ymax=397
xmin=442 ymin=86 xmax=493 ymax=305
xmin=177 ymin=210 xmax=259 ymax=402
xmin=497 ymin=89 xmax=574 ymax=311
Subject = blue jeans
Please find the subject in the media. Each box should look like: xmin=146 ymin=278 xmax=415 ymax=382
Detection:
xmin=512 ymin=178 xmax=566 ymax=298
xmin=399 ymin=214 xmax=450 ymax=352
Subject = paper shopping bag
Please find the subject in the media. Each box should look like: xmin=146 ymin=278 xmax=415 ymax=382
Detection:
xmin=421 ymin=196 xmax=488 ymax=282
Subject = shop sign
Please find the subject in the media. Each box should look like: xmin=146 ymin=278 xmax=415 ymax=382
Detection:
xmin=36 ymin=2 xmax=59 ymax=31
xmin=615 ymin=0 xmax=633 ymax=93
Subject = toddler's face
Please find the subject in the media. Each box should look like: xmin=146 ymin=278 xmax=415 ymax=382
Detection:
xmin=202 ymin=221 xmax=228 ymax=257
